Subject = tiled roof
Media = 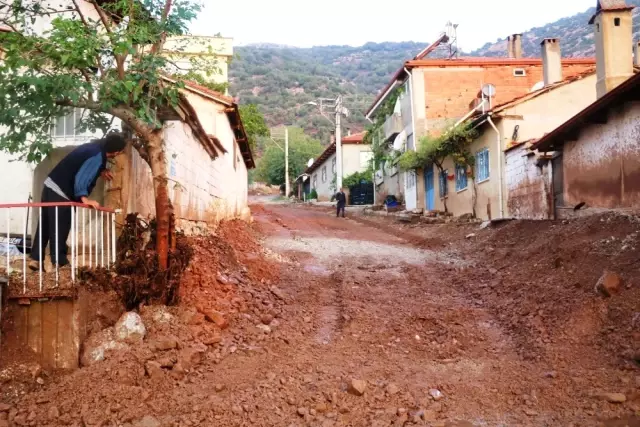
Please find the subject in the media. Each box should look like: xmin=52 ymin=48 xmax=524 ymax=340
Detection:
xmin=590 ymin=0 xmax=634 ymax=24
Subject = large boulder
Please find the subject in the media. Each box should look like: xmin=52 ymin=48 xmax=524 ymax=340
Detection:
xmin=114 ymin=312 xmax=147 ymax=343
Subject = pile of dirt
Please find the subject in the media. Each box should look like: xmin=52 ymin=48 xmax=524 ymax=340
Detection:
xmin=441 ymin=212 xmax=640 ymax=367
xmin=0 ymin=219 xmax=285 ymax=426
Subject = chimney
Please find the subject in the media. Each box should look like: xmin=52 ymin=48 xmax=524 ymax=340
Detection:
xmin=541 ymin=38 xmax=563 ymax=86
xmin=347 ymin=128 xmax=351 ymax=136
xmin=508 ymin=34 xmax=523 ymax=58
xmin=591 ymin=0 xmax=635 ymax=98
xmin=634 ymin=40 xmax=640 ymax=67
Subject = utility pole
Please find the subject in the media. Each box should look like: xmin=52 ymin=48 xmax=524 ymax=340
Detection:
xmin=335 ymin=95 xmax=343 ymax=190
xmin=270 ymin=126 xmax=290 ymax=196
xmin=284 ymin=127 xmax=290 ymax=197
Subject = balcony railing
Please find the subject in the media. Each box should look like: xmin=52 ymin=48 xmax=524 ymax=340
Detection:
xmin=0 ymin=202 xmax=118 ymax=294
xmin=383 ymin=113 xmax=403 ymax=142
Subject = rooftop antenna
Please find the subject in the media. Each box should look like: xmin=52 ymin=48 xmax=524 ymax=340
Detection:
xmin=445 ymin=21 xmax=459 ymax=59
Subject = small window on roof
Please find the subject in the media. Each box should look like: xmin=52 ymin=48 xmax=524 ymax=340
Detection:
xmin=597 ymin=23 xmax=600 ymax=32
xmin=513 ymin=68 xmax=526 ymax=77
xmin=614 ymin=17 xmax=621 ymax=26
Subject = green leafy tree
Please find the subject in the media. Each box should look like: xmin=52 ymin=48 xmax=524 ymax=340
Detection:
xmin=238 ymin=104 xmax=269 ymax=152
xmin=254 ymin=127 xmax=322 ymax=186
xmin=0 ymin=0 xmax=213 ymax=269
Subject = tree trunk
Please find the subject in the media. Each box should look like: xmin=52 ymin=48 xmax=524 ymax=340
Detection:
xmin=146 ymin=132 xmax=172 ymax=270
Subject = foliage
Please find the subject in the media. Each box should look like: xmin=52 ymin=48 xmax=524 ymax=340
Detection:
xmin=343 ymin=167 xmax=374 ymax=189
xmin=182 ymin=71 xmax=229 ymax=94
xmin=308 ymin=188 xmax=318 ymax=200
xmin=364 ymin=86 xmax=405 ymax=167
xmin=238 ymin=104 xmax=269 ymax=151
xmin=254 ymin=127 xmax=323 ymax=186
xmin=231 ymin=42 xmax=440 ymax=141
xmin=396 ymin=122 xmax=479 ymax=172
xmin=0 ymin=0 xmax=213 ymax=269
xmin=0 ymin=0 xmax=209 ymax=162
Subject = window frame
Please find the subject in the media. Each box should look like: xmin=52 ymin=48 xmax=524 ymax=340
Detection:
xmin=439 ymin=169 xmax=449 ymax=198
xmin=475 ymin=148 xmax=490 ymax=184
xmin=52 ymin=108 xmax=86 ymax=139
xmin=455 ymin=164 xmax=468 ymax=192
xmin=321 ymin=166 xmax=327 ymax=183
xmin=331 ymin=157 xmax=336 ymax=173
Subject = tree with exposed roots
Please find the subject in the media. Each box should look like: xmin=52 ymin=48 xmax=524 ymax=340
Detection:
xmin=0 ymin=0 xmax=214 ymax=269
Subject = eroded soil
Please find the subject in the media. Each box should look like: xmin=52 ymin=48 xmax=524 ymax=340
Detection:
xmin=1 ymin=203 xmax=640 ymax=427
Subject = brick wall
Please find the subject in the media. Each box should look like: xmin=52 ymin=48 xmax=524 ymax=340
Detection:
xmin=505 ymin=144 xmax=551 ymax=219
xmin=422 ymin=63 xmax=594 ymax=128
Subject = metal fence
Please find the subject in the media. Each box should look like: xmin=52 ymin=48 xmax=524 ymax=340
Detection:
xmin=0 ymin=202 xmax=118 ymax=293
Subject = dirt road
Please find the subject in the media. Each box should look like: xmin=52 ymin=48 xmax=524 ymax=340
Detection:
xmin=3 ymin=202 xmax=640 ymax=426
xmin=211 ymin=203 xmax=639 ymax=426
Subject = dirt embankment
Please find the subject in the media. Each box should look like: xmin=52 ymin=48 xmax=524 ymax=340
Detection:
xmin=0 ymin=218 xmax=285 ymax=427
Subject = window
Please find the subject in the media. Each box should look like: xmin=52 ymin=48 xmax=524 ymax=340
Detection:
xmin=476 ymin=148 xmax=490 ymax=183
xmin=513 ymin=68 xmax=526 ymax=77
xmin=312 ymin=174 xmax=317 ymax=189
xmin=455 ymin=164 xmax=468 ymax=191
xmin=321 ymin=166 xmax=327 ymax=183
xmin=597 ymin=23 xmax=600 ymax=32
xmin=439 ymin=169 xmax=449 ymax=198
xmin=53 ymin=108 xmax=85 ymax=138
xmin=332 ymin=158 xmax=336 ymax=173
xmin=406 ymin=171 xmax=416 ymax=189
xmin=615 ymin=17 xmax=621 ymax=26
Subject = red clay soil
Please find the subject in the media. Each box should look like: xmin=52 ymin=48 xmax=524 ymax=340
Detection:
xmin=1 ymin=206 xmax=640 ymax=426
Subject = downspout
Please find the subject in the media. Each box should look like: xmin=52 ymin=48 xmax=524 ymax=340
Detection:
xmin=486 ymin=115 xmax=505 ymax=218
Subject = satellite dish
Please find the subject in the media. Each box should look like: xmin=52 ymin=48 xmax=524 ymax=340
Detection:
xmin=482 ymin=83 xmax=496 ymax=98
xmin=531 ymin=81 xmax=545 ymax=92
xmin=307 ymin=158 xmax=314 ymax=167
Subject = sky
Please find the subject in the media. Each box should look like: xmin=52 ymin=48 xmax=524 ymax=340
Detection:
xmin=190 ymin=0 xmax=597 ymax=51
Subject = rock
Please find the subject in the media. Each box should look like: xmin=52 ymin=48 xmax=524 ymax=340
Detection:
xmin=0 ymin=404 xmax=10 ymax=412
xmin=180 ymin=310 xmax=205 ymax=325
xmin=81 ymin=328 xmax=129 ymax=367
xmin=145 ymin=361 xmax=164 ymax=380
xmin=465 ymin=233 xmax=476 ymax=239
xmin=256 ymin=324 xmax=272 ymax=334
xmin=595 ymin=271 xmax=624 ymax=297
xmin=423 ymin=410 xmax=437 ymax=421
xmin=151 ymin=336 xmax=178 ymax=352
xmin=36 ymin=377 xmax=44 ymax=385
xmin=270 ymin=286 xmax=286 ymax=301
xmin=215 ymin=384 xmax=226 ymax=392
xmin=177 ymin=345 xmax=207 ymax=371
xmin=201 ymin=309 xmax=229 ymax=329
xmin=429 ymin=389 xmax=444 ymax=401
xmin=544 ymin=371 xmax=558 ymax=379
xmin=386 ymin=383 xmax=400 ymax=395
xmin=114 ymin=312 xmax=146 ymax=344
xmin=133 ymin=415 xmax=161 ymax=427
xmin=231 ymin=405 xmax=243 ymax=415
xmin=47 ymin=406 xmax=60 ymax=420
xmin=347 ymin=379 xmax=367 ymax=396
xmin=524 ymin=409 xmax=538 ymax=416
xmin=157 ymin=356 xmax=176 ymax=369
xmin=260 ymin=314 xmax=274 ymax=325
xmin=297 ymin=407 xmax=308 ymax=417
xmin=601 ymin=393 xmax=626 ymax=403
xmin=202 ymin=333 xmax=222 ymax=346
xmin=303 ymin=316 xmax=312 ymax=323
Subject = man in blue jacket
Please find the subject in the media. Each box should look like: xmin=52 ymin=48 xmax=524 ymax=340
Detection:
xmin=29 ymin=133 xmax=127 ymax=271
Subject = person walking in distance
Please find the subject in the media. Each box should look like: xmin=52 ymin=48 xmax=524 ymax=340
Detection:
xmin=28 ymin=133 xmax=127 ymax=272
xmin=334 ymin=188 xmax=347 ymax=218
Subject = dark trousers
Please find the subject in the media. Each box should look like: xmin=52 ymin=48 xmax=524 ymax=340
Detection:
xmin=336 ymin=203 xmax=346 ymax=218
xmin=31 ymin=187 xmax=71 ymax=266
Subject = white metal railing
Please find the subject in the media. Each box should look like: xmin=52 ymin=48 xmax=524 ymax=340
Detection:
xmin=0 ymin=202 xmax=118 ymax=293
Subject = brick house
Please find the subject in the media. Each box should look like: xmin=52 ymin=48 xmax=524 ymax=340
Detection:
xmin=365 ymin=36 xmax=595 ymax=212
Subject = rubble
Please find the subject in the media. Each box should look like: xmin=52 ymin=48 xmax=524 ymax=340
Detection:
xmin=114 ymin=312 xmax=147 ymax=343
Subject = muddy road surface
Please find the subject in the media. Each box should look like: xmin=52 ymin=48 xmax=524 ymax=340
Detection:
xmin=3 ymin=203 xmax=640 ymax=427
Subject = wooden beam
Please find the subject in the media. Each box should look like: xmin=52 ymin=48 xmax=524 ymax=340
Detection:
xmin=499 ymin=114 xmax=524 ymax=120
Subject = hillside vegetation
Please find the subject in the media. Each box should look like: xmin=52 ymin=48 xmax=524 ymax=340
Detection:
xmin=231 ymin=1 xmax=640 ymax=141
